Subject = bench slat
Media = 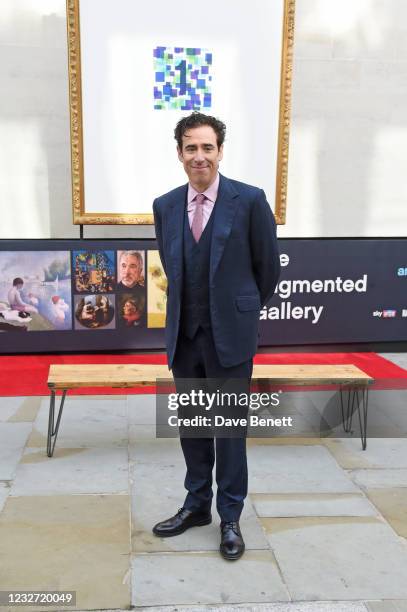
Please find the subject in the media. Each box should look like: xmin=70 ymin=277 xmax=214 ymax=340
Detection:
xmin=47 ymin=363 xmax=373 ymax=389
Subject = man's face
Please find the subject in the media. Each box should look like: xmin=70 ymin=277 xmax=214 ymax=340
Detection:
xmin=177 ymin=125 xmax=223 ymax=190
xmin=119 ymin=255 xmax=141 ymax=288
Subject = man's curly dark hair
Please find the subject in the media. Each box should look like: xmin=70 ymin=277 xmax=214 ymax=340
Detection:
xmin=174 ymin=112 xmax=226 ymax=150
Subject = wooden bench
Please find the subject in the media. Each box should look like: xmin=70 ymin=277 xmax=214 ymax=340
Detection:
xmin=47 ymin=363 xmax=373 ymax=457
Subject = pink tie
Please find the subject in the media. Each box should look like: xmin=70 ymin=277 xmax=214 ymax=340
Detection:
xmin=191 ymin=193 xmax=206 ymax=242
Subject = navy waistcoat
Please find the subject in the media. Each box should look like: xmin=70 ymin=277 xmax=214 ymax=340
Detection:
xmin=179 ymin=201 xmax=216 ymax=339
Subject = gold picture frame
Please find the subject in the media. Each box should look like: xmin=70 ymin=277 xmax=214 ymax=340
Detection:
xmin=67 ymin=0 xmax=295 ymax=225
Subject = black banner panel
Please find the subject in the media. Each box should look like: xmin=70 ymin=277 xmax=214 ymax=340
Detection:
xmin=260 ymin=238 xmax=407 ymax=346
xmin=0 ymin=239 xmax=405 ymax=353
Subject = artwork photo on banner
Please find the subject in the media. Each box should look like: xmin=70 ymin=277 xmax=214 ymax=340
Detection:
xmin=67 ymin=0 xmax=295 ymax=225
xmin=0 ymin=251 xmax=72 ymax=332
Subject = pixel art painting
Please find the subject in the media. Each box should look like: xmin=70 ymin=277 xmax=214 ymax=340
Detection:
xmin=153 ymin=46 xmax=212 ymax=110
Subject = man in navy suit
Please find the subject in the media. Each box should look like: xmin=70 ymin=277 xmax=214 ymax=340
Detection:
xmin=152 ymin=112 xmax=280 ymax=560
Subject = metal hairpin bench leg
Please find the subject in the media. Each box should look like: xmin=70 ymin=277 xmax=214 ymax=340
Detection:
xmin=340 ymin=385 xmax=357 ymax=433
xmin=47 ymin=389 xmax=67 ymax=457
xmin=355 ymin=386 xmax=369 ymax=450
xmin=339 ymin=385 xmax=369 ymax=450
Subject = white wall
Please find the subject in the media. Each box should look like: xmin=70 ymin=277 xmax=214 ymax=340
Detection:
xmin=0 ymin=0 xmax=406 ymax=239
xmin=280 ymin=0 xmax=407 ymax=237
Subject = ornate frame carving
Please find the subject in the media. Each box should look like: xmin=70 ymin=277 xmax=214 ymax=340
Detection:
xmin=275 ymin=0 xmax=295 ymax=225
xmin=67 ymin=0 xmax=295 ymax=225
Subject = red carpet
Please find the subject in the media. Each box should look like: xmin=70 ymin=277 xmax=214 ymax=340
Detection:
xmin=0 ymin=352 xmax=406 ymax=396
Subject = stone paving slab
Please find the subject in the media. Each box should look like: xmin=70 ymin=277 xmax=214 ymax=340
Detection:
xmin=0 ymin=481 xmax=9 ymax=512
xmin=248 ymin=445 xmax=358 ymax=493
xmin=364 ymin=488 xmax=407 ymax=538
xmin=131 ymin=604 xmax=369 ymax=612
xmin=364 ymin=391 xmax=407 ymax=432
xmin=323 ymin=440 xmax=372 ymax=469
xmin=0 ymin=397 xmax=27 ymax=422
xmin=325 ymin=439 xmax=407 ymax=469
xmin=130 ymin=462 xmax=269 ymax=552
xmin=0 ymin=494 xmax=130 ymax=611
xmin=247 ymin=437 xmax=324 ymax=447
xmin=348 ymin=469 xmax=407 ymax=489
xmin=366 ymin=601 xmax=407 ymax=612
xmin=10 ymin=447 xmax=129 ymax=495
xmin=0 ymin=446 xmax=26 ymax=480
xmin=129 ymin=437 xmax=185 ymax=464
xmin=127 ymin=394 xmax=156 ymax=424
xmin=342 ymin=401 xmax=407 ymax=439
xmin=0 ymin=396 xmax=41 ymax=422
xmin=285 ymin=390 xmax=372 ymax=438
xmin=0 ymin=422 xmax=32 ymax=447
xmin=131 ymin=550 xmax=289 ymax=606
xmin=276 ymin=390 xmax=407 ymax=440
xmin=26 ymin=396 xmax=128 ymax=448
xmin=261 ymin=516 xmax=407 ymax=600
xmin=250 ymin=492 xmax=378 ymax=517
xmin=129 ymin=423 xmax=157 ymax=441
xmin=380 ymin=353 xmax=407 ymax=370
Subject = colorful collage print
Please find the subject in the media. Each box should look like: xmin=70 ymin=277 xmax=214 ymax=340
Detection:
xmin=153 ymin=46 xmax=212 ymax=111
xmin=0 ymin=250 xmax=167 ymax=333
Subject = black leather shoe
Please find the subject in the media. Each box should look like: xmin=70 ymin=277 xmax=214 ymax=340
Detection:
xmin=152 ymin=507 xmax=212 ymax=537
xmin=220 ymin=521 xmax=245 ymax=560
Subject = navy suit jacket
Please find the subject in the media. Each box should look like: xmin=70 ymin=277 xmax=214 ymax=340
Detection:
xmin=153 ymin=174 xmax=280 ymax=369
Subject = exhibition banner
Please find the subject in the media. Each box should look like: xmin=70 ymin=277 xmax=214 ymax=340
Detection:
xmin=260 ymin=239 xmax=406 ymax=346
xmin=0 ymin=239 xmax=405 ymax=353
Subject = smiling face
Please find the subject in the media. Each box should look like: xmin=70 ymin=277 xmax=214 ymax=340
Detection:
xmin=177 ymin=125 xmax=223 ymax=192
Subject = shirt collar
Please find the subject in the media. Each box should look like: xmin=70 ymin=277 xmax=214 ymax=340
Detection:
xmin=187 ymin=173 xmax=220 ymax=205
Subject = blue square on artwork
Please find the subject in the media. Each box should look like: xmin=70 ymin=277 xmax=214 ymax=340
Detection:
xmin=205 ymin=53 xmax=212 ymax=64
xmin=155 ymin=72 xmax=165 ymax=82
xmin=201 ymin=65 xmax=209 ymax=74
xmin=197 ymin=79 xmax=206 ymax=88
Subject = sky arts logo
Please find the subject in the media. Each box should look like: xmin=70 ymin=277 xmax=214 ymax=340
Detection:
xmin=397 ymin=267 xmax=407 ymax=276
xmin=373 ymin=310 xmax=397 ymax=318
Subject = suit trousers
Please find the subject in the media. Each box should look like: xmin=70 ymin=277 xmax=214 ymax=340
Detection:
xmin=171 ymin=326 xmax=253 ymax=522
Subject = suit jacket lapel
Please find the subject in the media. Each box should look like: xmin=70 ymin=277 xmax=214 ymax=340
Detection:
xmin=210 ymin=174 xmax=239 ymax=284
xmin=168 ymin=184 xmax=187 ymax=287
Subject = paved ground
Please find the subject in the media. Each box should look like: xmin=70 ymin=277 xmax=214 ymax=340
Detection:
xmin=0 ymin=352 xmax=406 ymax=611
